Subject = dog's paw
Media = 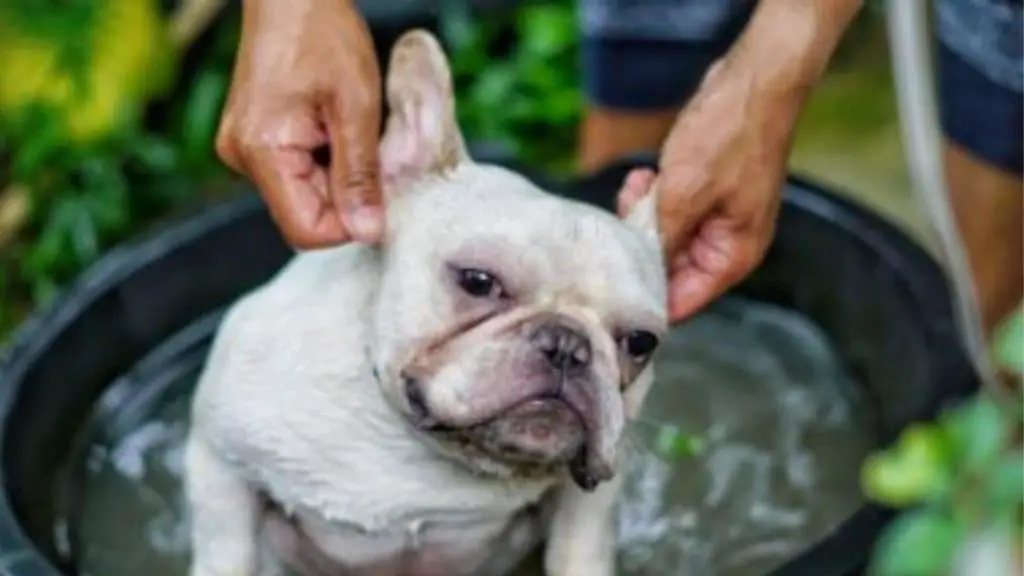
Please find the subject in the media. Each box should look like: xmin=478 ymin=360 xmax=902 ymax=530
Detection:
xmin=544 ymin=538 xmax=615 ymax=576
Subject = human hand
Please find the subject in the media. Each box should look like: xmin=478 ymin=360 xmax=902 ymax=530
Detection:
xmin=216 ymin=0 xmax=384 ymax=249
xmin=617 ymin=60 xmax=801 ymax=323
xmin=617 ymin=0 xmax=863 ymax=323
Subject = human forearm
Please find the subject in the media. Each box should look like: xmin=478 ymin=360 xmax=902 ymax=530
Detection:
xmin=241 ymin=0 xmax=359 ymax=33
xmin=727 ymin=0 xmax=864 ymax=105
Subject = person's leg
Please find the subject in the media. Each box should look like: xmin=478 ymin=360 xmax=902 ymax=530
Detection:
xmin=935 ymin=0 xmax=1023 ymax=334
xmin=576 ymin=0 xmax=754 ymax=173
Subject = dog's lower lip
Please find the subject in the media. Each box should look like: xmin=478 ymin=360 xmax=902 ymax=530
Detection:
xmin=529 ymin=394 xmax=585 ymax=428
xmin=569 ymin=449 xmax=598 ymax=491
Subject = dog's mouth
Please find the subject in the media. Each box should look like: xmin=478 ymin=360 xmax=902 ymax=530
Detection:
xmin=405 ymin=378 xmax=610 ymax=491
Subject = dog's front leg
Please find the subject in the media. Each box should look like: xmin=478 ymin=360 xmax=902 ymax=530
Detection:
xmin=542 ymin=475 xmax=620 ymax=576
xmin=544 ymin=370 xmax=653 ymax=576
xmin=185 ymin=433 xmax=261 ymax=576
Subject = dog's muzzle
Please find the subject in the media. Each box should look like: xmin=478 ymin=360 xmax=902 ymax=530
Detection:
xmin=405 ymin=374 xmax=613 ymax=491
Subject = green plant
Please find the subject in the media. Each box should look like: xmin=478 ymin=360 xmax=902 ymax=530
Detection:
xmin=0 ymin=0 xmax=588 ymax=341
xmin=862 ymin=306 xmax=1024 ymax=576
xmin=0 ymin=0 xmax=239 ymax=339
xmin=441 ymin=0 xmax=582 ymax=172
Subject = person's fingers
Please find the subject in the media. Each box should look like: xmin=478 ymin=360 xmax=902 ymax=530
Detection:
xmin=616 ymin=168 xmax=657 ymax=217
xmin=324 ymin=39 xmax=385 ymax=244
xmin=325 ymin=87 xmax=384 ymax=244
xmin=665 ymin=233 xmax=761 ymax=323
xmin=214 ymin=114 xmax=244 ymax=174
xmin=244 ymin=144 xmax=349 ymax=249
xmin=666 ymin=266 xmax=737 ymax=323
xmin=655 ymin=170 xmax=717 ymax=258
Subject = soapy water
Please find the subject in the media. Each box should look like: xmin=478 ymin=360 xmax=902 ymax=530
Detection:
xmin=61 ymin=298 xmax=873 ymax=576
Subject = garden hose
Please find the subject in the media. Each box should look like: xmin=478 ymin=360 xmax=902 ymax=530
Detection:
xmin=884 ymin=0 xmax=1000 ymax=392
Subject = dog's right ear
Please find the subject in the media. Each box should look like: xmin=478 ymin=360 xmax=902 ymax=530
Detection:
xmin=379 ymin=30 xmax=469 ymax=185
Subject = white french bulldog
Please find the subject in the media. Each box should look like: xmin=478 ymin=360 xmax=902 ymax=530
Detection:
xmin=185 ymin=29 xmax=667 ymax=576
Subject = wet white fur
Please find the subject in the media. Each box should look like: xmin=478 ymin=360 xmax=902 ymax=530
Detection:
xmin=185 ymin=30 xmax=667 ymax=576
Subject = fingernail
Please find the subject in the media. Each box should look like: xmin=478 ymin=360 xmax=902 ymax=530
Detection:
xmin=342 ymin=206 xmax=384 ymax=243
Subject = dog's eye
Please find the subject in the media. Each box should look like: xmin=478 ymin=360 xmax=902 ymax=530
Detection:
xmin=456 ymin=268 xmax=505 ymax=299
xmin=622 ymin=330 xmax=659 ymax=362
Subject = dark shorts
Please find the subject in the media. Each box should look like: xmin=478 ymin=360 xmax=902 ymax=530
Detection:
xmin=579 ymin=0 xmax=1023 ymax=176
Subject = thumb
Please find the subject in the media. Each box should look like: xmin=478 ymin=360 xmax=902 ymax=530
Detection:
xmin=655 ymin=177 xmax=715 ymax=257
xmin=666 ymin=233 xmax=762 ymax=322
xmin=326 ymin=84 xmax=385 ymax=244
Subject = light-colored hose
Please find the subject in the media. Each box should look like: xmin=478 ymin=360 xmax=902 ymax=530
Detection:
xmin=884 ymin=1 xmax=999 ymax=390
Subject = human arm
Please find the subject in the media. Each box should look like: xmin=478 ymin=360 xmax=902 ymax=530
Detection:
xmin=619 ymin=0 xmax=865 ymax=322
xmin=216 ymin=0 xmax=385 ymax=249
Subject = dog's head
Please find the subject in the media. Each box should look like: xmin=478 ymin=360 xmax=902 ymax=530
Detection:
xmin=371 ymin=30 xmax=667 ymax=491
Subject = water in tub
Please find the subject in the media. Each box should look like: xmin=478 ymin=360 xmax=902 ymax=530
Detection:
xmin=61 ymin=297 xmax=873 ymax=576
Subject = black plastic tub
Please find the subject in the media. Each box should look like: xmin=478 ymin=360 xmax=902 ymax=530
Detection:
xmin=0 ymin=155 xmax=979 ymax=575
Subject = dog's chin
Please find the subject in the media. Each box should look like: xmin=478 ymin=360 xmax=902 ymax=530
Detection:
xmin=469 ymin=398 xmax=586 ymax=465
xmin=413 ymin=397 xmax=598 ymax=489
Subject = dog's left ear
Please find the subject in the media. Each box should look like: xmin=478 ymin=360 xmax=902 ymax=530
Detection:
xmin=623 ymin=189 xmax=661 ymax=249
xmin=380 ymin=29 xmax=469 ymax=184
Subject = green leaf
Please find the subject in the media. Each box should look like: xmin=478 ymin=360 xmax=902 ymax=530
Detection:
xmin=540 ymin=89 xmax=582 ymax=124
xmin=66 ymin=199 xmax=99 ymax=264
xmin=21 ymin=203 xmax=72 ymax=282
xmin=517 ymin=5 xmax=577 ymax=59
xmin=130 ymin=133 xmax=180 ymax=174
xmin=2 ymin=0 xmax=100 ymax=43
xmin=181 ymin=68 xmax=229 ymax=168
xmin=940 ymin=396 xmax=1009 ymax=473
xmin=209 ymin=9 xmax=243 ymax=63
xmin=78 ymin=157 xmax=129 ymax=233
xmin=43 ymin=197 xmax=95 ymax=266
xmin=86 ymin=187 xmax=129 ymax=233
xmin=505 ymin=95 xmax=540 ymax=123
xmin=439 ymin=0 xmax=477 ymax=52
xmin=869 ymin=507 xmax=964 ymax=576
xmin=518 ymin=60 xmax=564 ymax=93
xmin=983 ymin=450 xmax=1024 ymax=518
xmin=655 ymin=424 xmax=705 ymax=459
xmin=993 ymin=306 xmax=1024 ymax=373
xmin=8 ymin=108 xmax=69 ymax=179
xmin=29 ymin=276 xmax=59 ymax=308
xmin=862 ymin=423 xmax=954 ymax=507
xmin=468 ymin=63 xmax=519 ymax=112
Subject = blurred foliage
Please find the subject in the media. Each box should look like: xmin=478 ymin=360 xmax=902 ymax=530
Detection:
xmin=655 ymin=423 xmax=706 ymax=459
xmin=861 ymin=305 xmax=1024 ymax=576
xmin=0 ymin=0 xmax=583 ymax=340
xmin=441 ymin=0 xmax=581 ymax=172
xmin=0 ymin=0 xmax=239 ymax=337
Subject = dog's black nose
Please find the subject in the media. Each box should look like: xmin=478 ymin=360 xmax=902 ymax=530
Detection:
xmin=532 ymin=322 xmax=592 ymax=372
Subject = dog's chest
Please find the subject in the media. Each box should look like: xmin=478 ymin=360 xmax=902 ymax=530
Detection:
xmin=195 ymin=248 xmax=562 ymax=574
xmin=240 ymin=400 xmax=553 ymax=575
xmin=266 ymin=500 xmax=545 ymax=576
